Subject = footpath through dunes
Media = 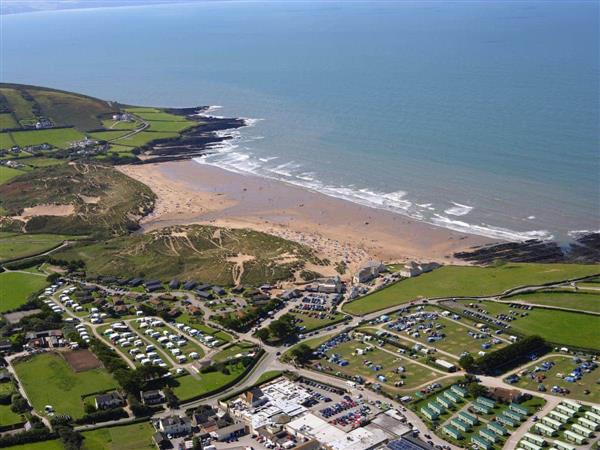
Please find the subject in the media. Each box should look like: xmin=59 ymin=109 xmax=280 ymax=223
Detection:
xmin=0 ymin=162 xmax=155 ymax=236
xmin=52 ymin=224 xmax=328 ymax=286
xmin=343 ymin=263 xmax=600 ymax=316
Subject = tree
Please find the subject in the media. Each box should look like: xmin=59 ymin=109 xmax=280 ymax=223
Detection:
xmin=268 ymin=314 xmax=297 ymax=341
xmin=255 ymin=328 xmax=270 ymax=342
xmin=56 ymin=425 xmax=83 ymax=450
xmin=10 ymin=394 xmax=30 ymax=413
xmin=46 ymin=273 xmax=61 ymax=283
xmin=163 ymin=387 xmax=179 ymax=409
xmin=290 ymin=344 xmax=313 ymax=364
xmin=459 ymin=354 xmax=476 ymax=372
xmin=467 ymin=382 xmax=488 ymax=398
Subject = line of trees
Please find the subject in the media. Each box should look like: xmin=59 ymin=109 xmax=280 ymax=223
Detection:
xmin=459 ymin=335 xmax=550 ymax=375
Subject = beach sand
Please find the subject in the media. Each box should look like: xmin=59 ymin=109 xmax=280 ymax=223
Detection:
xmin=118 ymin=160 xmax=494 ymax=274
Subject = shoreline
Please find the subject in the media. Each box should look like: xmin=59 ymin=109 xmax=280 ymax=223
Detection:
xmin=118 ymin=160 xmax=495 ymax=273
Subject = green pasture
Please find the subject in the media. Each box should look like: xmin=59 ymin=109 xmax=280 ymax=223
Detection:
xmin=171 ymin=361 xmax=248 ymax=400
xmin=112 ymin=131 xmax=178 ymax=148
xmin=0 ymin=232 xmax=79 ymax=262
xmin=344 ymin=264 xmax=600 ymax=315
xmin=8 ymin=127 xmax=85 ymax=149
xmin=0 ymin=165 xmax=25 ymax=184
xmin=13 ymin=352 xmax=117 ymax=419
xmin=0 ymin=271 xmax=48 ymax=312
xmin=81 ymin=422 xmax=155 ymax=450
xmin=506 ymin=289 xmax=600 ymax=313
xmin=0 ymin=113 xmax=18 ymax=130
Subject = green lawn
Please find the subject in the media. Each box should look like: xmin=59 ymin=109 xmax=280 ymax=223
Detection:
xmin=506 ymin=289 xmax=600 ymax=313
xmin=514 ymin=356 xmax=600 ymax=403
xmin=213 ymin=342 xmax=256 ymax=362
xmin=292 ymin=310 xmax=348 ymax=332
xmin=111 ymin=131 xmax=178 ymax=148
xmin=8 ymin=127 xmax=85 ymax=149
xmin=0 ymin=113 xmax=18 ymax=130
xmin=256 ymin=370 xmax=284 ymax=385
xmin=344 ymin=264 xmax=600 ymax=315
xmin=0 ymin=403 xmax=24 ymax=427
xmin=0 ymin=232 xmax=79 ymax=262
xmin=171 ymin=361 xmax=248 ymax=400
xmin=81 ymin=422 xmax=155 ymax=450
xmin=5 ymin=441 xmax=63 ymax=450
xmin=454 ymin=300 xmax=600 ymax=350
xmin=0 ymin=165 xmax=25 ymax=184
xmin=13 ymin=352 xmax=118 ymax=419
xmin=0 ymin=271 xmax=48 ymax=312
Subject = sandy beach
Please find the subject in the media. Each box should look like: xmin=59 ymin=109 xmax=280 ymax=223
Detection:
xmin=118 ymin=160 xmax=494 ymax=274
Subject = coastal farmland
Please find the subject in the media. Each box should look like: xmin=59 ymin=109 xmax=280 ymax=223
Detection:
xmin=0 ymin=271 xmax=48 ymax=312
xmin=13 ymin=352 xmax=117 ymax=419
xmin=0 ymin=232 xmax=79 ymax=262
xmin=343 ymin=263 xmax=600 ymax=315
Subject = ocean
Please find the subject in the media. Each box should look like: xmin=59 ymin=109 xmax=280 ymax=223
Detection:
xmin=2 ymin=1 xmax=598 ymax=242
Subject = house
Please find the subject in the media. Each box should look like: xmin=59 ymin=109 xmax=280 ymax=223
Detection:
xmin=353 ymin=261 xmax=386 ymax=284
xmin=399 ymin=261 xmax=440 ymax=278
xmin=153 ymin=431 xmax=168 ymax=449
xmin=158 ymin=415 xmax=192 ymax=436
xmin=317 ymin=276 xmax=342 ymax=294
xmin=95 ymin=392 xmax=123 ymax=410
xmin=141 ymin=390 xmax=165 ymax=405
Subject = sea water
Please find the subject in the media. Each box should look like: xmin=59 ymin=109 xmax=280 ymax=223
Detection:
xmin=1 ymin=1 xmax=598 ymax=242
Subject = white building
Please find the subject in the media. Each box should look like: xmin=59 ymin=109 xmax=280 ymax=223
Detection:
xmin=353 ymin=261 xmax=386 ymax=284
xmin=158 ymin=415 xmax=192 ymax=435
xmin=399 ymin=261 xmax=440 ymax=278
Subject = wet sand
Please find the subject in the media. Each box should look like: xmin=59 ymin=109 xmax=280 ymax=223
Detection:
xmin=118 ymin=160 xmax=494 ymax=272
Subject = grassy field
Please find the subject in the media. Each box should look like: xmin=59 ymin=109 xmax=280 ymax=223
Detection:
xmin=112 ymin=131 xmax=178 ymax=148
xmin=291 ymin=311 xmax=348 ymax=332
xmin=0 ymin=403 xmax=23 ymax=427
xmin=0 ymin=166 xmax=25 ymax=184
xmin=88 ymin=130 xmax=132 ymax=141
xmin=145 ymin=120 xmax=195 ymax=132
xmin=13 ymin=352 xmax=117 ymax=419
xmin=514 ymin=356 xmax=600 ymax=403
xmin=506 ymin=289 xmax=600 ymax=313
xmin=81 ymin=422 xmax=155 ymax=450
xmin=55 ymin=224 xmax=320 ymax=285
xmin=0 ymin=163 xmax=155 ymax=236
xmin=315 ymin=340 xmax=442 ymax=391
xmin=8 ymin=127 xmax=85 ymax=149
xmin=453 ymin=300 xmax=600 ymax=350
xmin=127 ymin=110 xmax=188 ymax=122
xmin=101 ymin=119 xmax=142 ymax=130
xmin=20 ymin=157 xmax=67 ymax=167
xmin=171 ymin=361 xmax=248 ymax=400
xmin=383 ymin=309 xmax=508 ymax=357
xmin=213 ymin=342 xmax=256 ymax=362
xmin=0 ymin=113 xmax=18 ymax=129
xmin=0 ymin=88 xmax=35 ymax=121
xmin=344 ymin=264 xmax=600 ymax=315
xmin=0 ymin=271 xmax=48 ymax=312
xmin=0 ymin=232 xmax=80 ymax=261
xmin=5 ymin=441 xmax=63 ymax=450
